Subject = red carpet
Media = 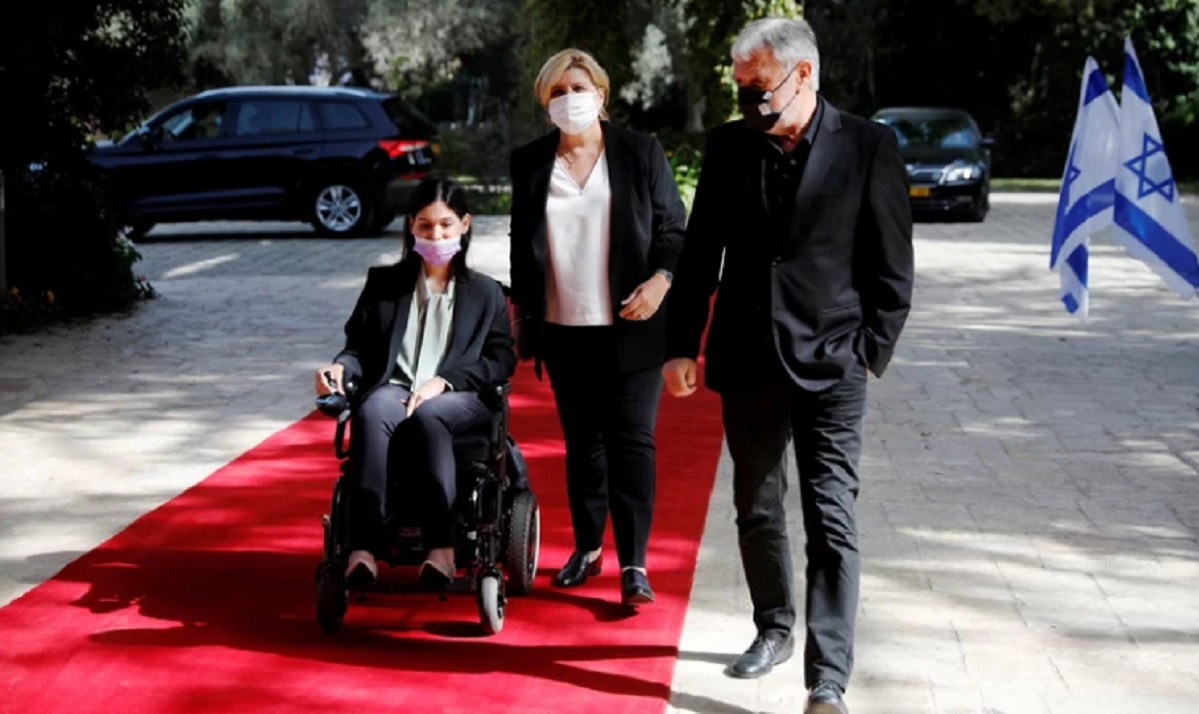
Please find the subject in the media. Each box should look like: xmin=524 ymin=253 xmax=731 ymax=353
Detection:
xmin=0 ymin=362 xmax=724 ymax=713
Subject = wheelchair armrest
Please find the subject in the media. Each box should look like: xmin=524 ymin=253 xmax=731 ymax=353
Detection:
xmin=478 ymin=382 xmax=512 ymax=411
xmin=334 ymin=409 xmax=352 ymax=459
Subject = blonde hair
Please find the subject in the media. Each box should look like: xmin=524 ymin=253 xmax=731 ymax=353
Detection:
xmin=533 ymin=48 xmax=611 ymax=119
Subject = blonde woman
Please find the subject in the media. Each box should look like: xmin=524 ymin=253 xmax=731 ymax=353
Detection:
xmin=508 ymin=49 xmax=687 ymax=607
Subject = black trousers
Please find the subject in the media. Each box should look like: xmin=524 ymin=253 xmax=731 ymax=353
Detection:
xmin=720 ymin=362 xmax=867 ymax=691
xmin=352 ymin=384 xmax=492 ymax=550
xmin=542 ymin=324 xmax=663 ymax=569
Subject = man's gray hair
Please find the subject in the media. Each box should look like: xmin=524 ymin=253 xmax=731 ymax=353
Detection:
xmin=731 ymin=17 xmax=820 ymax=91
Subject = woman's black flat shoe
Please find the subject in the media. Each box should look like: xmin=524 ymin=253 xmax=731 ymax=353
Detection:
xmin=552 ymin=551 xmax=603 ymax=588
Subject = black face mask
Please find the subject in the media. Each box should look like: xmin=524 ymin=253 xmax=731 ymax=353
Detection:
xmin=737 ymin=65 xmax=798 ymax=132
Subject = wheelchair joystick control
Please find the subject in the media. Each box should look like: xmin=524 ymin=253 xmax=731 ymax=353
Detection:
xmin=315 ymin=371 xmax=349 ymax=418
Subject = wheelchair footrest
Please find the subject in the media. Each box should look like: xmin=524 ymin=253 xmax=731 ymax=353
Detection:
xmin=446 ymin=574 xmax=477 ymax=595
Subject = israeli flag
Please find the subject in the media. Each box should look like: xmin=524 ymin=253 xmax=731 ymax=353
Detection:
xmin=1112 ymin=37 xmax=1199 ymax=298
xmin=1050 ymin=57 xmax=1120 ymax=320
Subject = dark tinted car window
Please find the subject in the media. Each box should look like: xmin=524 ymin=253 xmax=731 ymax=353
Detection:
xmin=233 ymin=99 xmax=319 ymax=136
xmin=319 ymin=102 xmax=371 ymax=130
xmin=382 ymin=97 xmax=436 ymax=136
xmin=157 ymin=101 xmax=227 ymax=142
xmin=876 ymin=115 xmax=979 ymax=149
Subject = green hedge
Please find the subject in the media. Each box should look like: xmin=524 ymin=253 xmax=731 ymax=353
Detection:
xmin=1 ymin=167 xmax=154 ymax=336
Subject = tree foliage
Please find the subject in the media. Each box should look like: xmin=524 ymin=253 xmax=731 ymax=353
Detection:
xmin=679 ymin=0 xmax=803 ymax=129
xmin=366 ymin=0 xmax=523 ymax=122
xmin=1 ymin=1 xmax=189 ymax=170
xmin=186 ymin=0 xmax=370 ymax=87
xmin=808 ymin=0 xmax=1199 ymax=177
xmin=517 ymin=0 xmax=635 ymax=130
xmin=0 ymin=0 xmax=189 ymax=332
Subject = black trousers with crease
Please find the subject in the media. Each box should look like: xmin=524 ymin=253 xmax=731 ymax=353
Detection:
xmin=720 ymin=361 xmax=867 ymax=690
xmin=542 ymin=324 xmax=663 ymax=569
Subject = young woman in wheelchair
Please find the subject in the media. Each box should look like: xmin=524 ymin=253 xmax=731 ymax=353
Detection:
xmin=314 ymin=178 xmax=517 ymax=591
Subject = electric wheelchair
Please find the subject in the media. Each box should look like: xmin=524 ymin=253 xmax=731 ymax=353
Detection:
xmin=313 ymin=378 xmax=540 ymax=635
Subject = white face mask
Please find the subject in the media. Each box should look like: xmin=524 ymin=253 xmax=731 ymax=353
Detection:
xmin=548 ymin=92 xmax=601 ymax=135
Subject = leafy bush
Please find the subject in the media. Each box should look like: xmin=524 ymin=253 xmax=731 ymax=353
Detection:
xmin=0 ymin=287 xmax=60 ymax=335
xmin=667 ymin=145 xmax=703 ymax=216
xmin=657 ymin=131 xmax=706 ymax=216
xmin=462 ymin=188 xmax=513 ymax=215
xmin=434 ymin=119 xmax=516 ymax=215
xmin=437 ymin=120 xmax=512 ymax=185
xmin=1 ymin=0 xmax=184 ymax=334
xmin=1 ymin=165 xmax=155 ymax=336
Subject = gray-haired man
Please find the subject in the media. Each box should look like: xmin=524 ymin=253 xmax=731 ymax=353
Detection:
xmin=663 ymin=16 xmax=914 ymax=714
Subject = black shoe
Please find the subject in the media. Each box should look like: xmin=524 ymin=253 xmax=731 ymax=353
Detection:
xmin=620 ymin=569 xmax=655 ymax=606
xmin=805 ymin=680 xmax=848 ymax=714
xmin=418 ymin=560 xmax=453 ymax=591
xmin=726 ymin=632 xmax=795 ymax=679
xmin=345 ymin=550 xmax=378 ymax=591
xmin=552 ymin=551 xmax=603 ymax=588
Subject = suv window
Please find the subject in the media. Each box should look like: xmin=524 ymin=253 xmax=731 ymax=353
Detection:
xmin=233 ymin=99 xmax=319 ymax=136
xmin=318 ymin=102 xmax=371 ymax=130
xmin=382 ymin=97 xmax=435 ymax=136
xmin=158 ymin=101 xmax=227 ymax=142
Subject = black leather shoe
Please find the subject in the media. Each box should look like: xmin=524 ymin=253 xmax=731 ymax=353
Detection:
xmin=726 ymin=632 xmax=795 ymax=679
xmin=805 ymin=680 xmax=848 ymax=714
xmin=552 ymin=551 xmax=603 ymax=588
xmin=620 ymin=569 xmax=655 ymax=606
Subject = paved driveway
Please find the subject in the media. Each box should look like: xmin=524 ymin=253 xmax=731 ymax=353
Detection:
xmin=2 ymin=197 xmax=1197 ymax=713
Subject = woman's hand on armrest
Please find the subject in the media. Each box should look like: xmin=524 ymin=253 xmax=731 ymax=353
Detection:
xmin=315 ymin=364 xmax=344 ymax=395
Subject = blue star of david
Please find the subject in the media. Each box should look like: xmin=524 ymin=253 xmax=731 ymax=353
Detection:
xmin=1064 ymin=141 xmax=1083 ymax=188
xmin=1065 ymin=160 xmax=1081 ymax=188
xmin=1123 ymin=133 xmax=1176 ymax=202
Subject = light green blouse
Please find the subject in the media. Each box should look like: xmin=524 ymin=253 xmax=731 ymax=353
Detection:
xmin=391 ymin=269 xmax=455 ymax=389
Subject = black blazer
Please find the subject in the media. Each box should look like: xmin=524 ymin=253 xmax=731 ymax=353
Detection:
xmin=333 ymin=259 xmax=517 ymax=396
xmin=665 ymin=102 xmax=914 ymax=392
xmin=508 ymin=122 xmax=687 ymax=374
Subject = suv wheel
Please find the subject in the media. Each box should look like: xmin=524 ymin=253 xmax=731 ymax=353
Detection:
xmin=311 ymin=180 xmax=373 ymax=237
xmin=965 ymin=192 xmax=988 ymax=223
xmin=124 ymin=221 xmax=155 ymax=240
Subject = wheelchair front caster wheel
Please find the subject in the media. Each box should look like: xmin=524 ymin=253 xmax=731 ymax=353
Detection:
xmin=316 ymin=565 xmax=348 ymax=634
xmin=477 ymin=574 xmax=505 ymax=635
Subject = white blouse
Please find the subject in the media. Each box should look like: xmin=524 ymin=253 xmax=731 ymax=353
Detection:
xmin=544 ymin=151 xmax=613 ymax=326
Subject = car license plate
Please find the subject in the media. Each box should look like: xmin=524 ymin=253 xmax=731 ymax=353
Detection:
xmin=909 ymin=186 xmax=931 ymax=198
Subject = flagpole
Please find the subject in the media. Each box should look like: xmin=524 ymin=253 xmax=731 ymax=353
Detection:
xmin=0 ymin=171 xmax=7 ymax=294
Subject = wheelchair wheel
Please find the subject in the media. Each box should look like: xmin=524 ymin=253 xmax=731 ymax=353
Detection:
xmin=316 ymin=564 xmax=348 ymax=634
xmin=477 ymin=573 xmax=505 ymax=635
xmin=505 ymin=491 xmax=540 ymax=595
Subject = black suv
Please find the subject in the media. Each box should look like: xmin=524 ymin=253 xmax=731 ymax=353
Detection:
xmin=88 ymin=86 xmax=438 ymax=237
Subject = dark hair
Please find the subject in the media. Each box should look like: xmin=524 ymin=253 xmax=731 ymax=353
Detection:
xmin=403 ymin=177 xmax=472 ymax=280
